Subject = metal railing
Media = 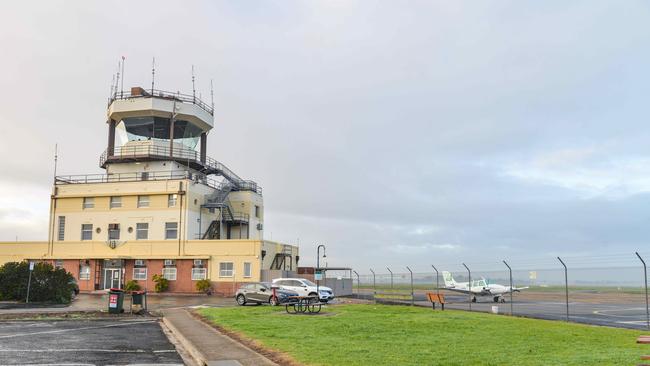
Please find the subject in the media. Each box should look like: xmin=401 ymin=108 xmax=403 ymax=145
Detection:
xmin=108 ymin=88 xmax=214 ymax=116
xmin=55 ymin=170 xmax=219 ymax=188
xmin=99 ymin=144 xmax=261 ymax=193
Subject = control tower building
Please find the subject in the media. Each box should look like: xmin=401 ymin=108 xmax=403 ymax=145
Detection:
xmin=0 ymin=86 xmax=298 ymax=294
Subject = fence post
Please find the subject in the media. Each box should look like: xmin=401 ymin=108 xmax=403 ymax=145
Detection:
xmin=557 ymin=257 xmax=569 ymax=322
xmin=353 ymin=270 xmax=360 ymax=297
xmin=636 ymin=252 xmax=649 ymax=329
xmin=431 ymin=265 xmax=439 ymax=296
xmin=387 ymin=267 xmax=393 ymax=289
xmin=503 ymin=260 xmax=513 ymax=316
xmin=369 ymin=268 xmax=376 ymax=296
xmin=462 ymin=263 xmax=472 ymax=311
xmin=406 ymin=266 xmax=414 ymax=306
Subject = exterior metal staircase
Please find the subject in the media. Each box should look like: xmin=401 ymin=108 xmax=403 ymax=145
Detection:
xmin=270 ymin=245 xmax=293 ymax=270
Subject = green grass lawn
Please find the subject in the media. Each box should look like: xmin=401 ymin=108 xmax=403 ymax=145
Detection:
xmin=198 ymin=304 xmax=646 ymax=366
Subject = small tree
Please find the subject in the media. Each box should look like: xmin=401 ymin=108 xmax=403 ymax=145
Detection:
xmin=195 ymin=279 xmax=212 ymax=294
xmin=124 ymin=280 xmax=141 ymax=292
xmin=152 ymin=274 xmax=169 ymax=293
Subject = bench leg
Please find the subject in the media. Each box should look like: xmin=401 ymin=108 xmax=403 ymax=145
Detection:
xmin=441 ymin=303 xmax=444 ymax=311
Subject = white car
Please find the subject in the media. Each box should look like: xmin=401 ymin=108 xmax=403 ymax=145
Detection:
xmin=272 ymin=278 xmax=334 ymax=302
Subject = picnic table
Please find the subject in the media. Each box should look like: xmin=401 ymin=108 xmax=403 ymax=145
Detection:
xmin=284 ymin=295 xmax=324 ymax=314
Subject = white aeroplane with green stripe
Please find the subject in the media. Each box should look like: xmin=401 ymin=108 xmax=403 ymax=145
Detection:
xmin=442 ymin=271 xmax=528 ymax=303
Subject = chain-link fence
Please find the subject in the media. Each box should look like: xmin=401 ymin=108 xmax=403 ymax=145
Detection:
xmin=345 ymin=252 xmax=650 ymax=330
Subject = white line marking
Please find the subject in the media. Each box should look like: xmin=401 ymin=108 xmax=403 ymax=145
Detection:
xmin=0 ymin=320 xmax=156 ymax=339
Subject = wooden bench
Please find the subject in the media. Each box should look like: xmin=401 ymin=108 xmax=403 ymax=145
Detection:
xmin=638 ymin=336 xmax=650 ymax=344
xmin=426 ymin=292 xmax=445 ymax=310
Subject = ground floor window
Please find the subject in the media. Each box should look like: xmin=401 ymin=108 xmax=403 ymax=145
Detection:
xmin=79 ymin=263 xmax=91 ymax=280
xmin=162 ymin=267 xmax=177 ymax=281
xmin=243 ymin=262 xmax=252 ymax=278
xmin=54 ymin=259 xmax=64 ymax=269
xmin=191 ymin=268 xmax=207 ymax=280
xmin=133 ymin=268 xmax=147 ymax=280
xmin=219 ymin=262 xmax=233 ymax=277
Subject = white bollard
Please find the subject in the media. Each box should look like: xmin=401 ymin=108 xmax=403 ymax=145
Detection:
xmin=491 ymin=306 xmax=499 ymax=314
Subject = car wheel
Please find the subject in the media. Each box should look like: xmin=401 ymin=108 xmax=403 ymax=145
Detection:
xmin=269 ymin=296 xmax=279 ymax=306
xmin=236 ymin=294 xmax=246 ymax=306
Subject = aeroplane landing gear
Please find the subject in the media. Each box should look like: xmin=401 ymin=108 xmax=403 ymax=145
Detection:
xmin=471 ymin=296 xmax=477 ymax=303
xmin=493 ymin=296 xmax=500 ymax=303
xmin=494 ymin=296 xmax=506 ymax=303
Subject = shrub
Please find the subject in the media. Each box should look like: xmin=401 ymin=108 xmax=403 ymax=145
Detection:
xmin=152 ymin=274 xmax=169 ymax=293
xmin=196 ymin=279 xmax=212 ymax=294
xmin=124 ymin=280 xmax=141 ymax=292
xmin=0 ymin=261 xmax=75 ymax=303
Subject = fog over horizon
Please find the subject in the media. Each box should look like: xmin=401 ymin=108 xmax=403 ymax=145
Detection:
xmin=1 ymin=1 xmax=650 ymax=271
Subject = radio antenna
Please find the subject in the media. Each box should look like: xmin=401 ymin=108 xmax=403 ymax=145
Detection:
xmin=151 ymin=57 xmax=156 ymax=95
xmin=109 ymin=73 xmax=115 ymax=100
xmin=191 ymin=65 xmax=196 ymax=103
xmin=120 ymin=56 xmax=125 ymax=98
xmin=53 ymin=143 xmax=58 ymax=184
xmin=114 ymin=60 xmax=121 ymax=98
xmin=210 ymin=79 xmax=214 ymax=112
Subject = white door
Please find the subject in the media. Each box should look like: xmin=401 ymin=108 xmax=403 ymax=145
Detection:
xmin=103 ymin=269 xmax=121 ymax=289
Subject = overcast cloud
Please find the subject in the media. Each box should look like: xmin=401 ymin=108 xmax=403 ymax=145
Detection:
xmin=1 ymin=1 xmax=649 ymax=270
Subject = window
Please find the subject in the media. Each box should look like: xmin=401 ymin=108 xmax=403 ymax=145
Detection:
xmin=110 ymin=196 xmax=122 ymax=208
xmin=165 ymin=222 xmax=178 ymax=240
xmin=54 ymin=259 xmax=63 ymax=269
xmin=137 ymin=195 xmax=150 ymax=208
xmin=133 ymin=268 xmax=147 ymax=280
xmin=79 ymin=264 xmax=90 ymax=280
xmin=255 ymin=205 xmax=260 ymax=218
xmin=243 ymin=262 xmax=252 ymax=278
xmin=168 ymin=194 xmax=177 ymax=207
xmin=83 ymin=197 xmax=94 ymax=209
xmin=136 ymin=223 xmax=148 ymax=240
xmin=193 ymin=259 xmax=204 ymax=267
xmin=219 ymin=262 xmax=234 ymax=277
xmin=162 ymin=267 xmax=177 ymax=281
xmin=191 ymin=268 xmax=207 ymax=280
xmin=108 ymin=224 xmax=120 ymax=240
xmin=81 ymin=224 xmax=93 ymax=241
xmin=134 ymin=259 xmax=145 ymax=266
xmin=57 ymin=216 xmax=65 ymax=241
xmin=164 ymin=259 xmax=176 ymax=266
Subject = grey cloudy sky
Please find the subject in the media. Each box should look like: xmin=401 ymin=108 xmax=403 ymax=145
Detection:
xmin=1 ymin=1 xmax=649 ymax=271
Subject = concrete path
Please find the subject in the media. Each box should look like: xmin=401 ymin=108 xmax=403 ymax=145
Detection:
xmin=162 ymin=308 xmax=277 ymax=366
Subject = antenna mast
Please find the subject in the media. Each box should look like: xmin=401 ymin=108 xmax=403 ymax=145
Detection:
xmin=191 ymin=65 xmax=196 ymax=103
xmin=151 ymin=57 xmax=155 ymax=95
xmin=53 ymin=144 xmax=58 ymax=184
xmin=114 ymin=60 xmax=120 ymax=98
xmin=109 ymin=74 xmax=115 ymax=101
xmin=120 ymin=56 xmax=125 ymax=98
xmin=210 ymin=79 xmax=214 ymax=112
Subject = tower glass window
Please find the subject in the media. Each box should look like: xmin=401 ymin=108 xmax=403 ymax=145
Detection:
xmin=168 ymin=194 xmax=177 ymax=207
xmin=57 ymin=216 xmax=65 ymax=241
xmin=115 ymin=117 xmax=203 ymax=151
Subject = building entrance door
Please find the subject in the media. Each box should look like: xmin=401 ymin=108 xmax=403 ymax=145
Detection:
xmin=104 ymin=268 xmax=121 ymax=289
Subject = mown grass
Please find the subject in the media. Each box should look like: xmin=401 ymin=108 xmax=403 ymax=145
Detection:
xmin=199 ymin=304 xmax=646 ymax=366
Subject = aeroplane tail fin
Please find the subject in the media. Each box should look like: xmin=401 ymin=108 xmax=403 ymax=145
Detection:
xmin=442 ymin=271 xmax=456 ymax=287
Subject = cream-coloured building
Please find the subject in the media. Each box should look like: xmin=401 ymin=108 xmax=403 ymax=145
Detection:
xmin=0 ymin=86 xmax=298 ymax=295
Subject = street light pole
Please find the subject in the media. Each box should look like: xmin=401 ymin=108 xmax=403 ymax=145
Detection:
xmin=387 ymin=267 xmax=393 ymax=289
xmin=462 ymin=263 xmax=471 ymax=311
xmin=316 ymin=244 xmax=326 ymax=298
xmin=431 ymin=265 xmax=439 ymax=296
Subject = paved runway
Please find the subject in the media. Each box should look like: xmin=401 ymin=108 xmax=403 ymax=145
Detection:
xmin=357 ymin=291 xmax=650 ymax=330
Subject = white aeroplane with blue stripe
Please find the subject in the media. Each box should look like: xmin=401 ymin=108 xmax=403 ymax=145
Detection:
xmin=442 ymin=271 xmax=528 ymax=303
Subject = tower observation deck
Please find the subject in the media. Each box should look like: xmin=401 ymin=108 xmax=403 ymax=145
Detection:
xmin=101 ymin=86 xmax=260 ymax=193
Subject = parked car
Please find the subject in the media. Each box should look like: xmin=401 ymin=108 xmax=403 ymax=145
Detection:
xmin=235 ymin=282 xmax=299 ymax=306
xmin=272 ymin=278 xmax=334 ymax=302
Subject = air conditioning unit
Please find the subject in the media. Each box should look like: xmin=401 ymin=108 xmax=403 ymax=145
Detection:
xmin=257 ymin=223 xmax=263 ymax=230
xmin=134 ymin=260 xmax=145 ymax=266
xmin=164 ymin=259 xmax=175 ymax=266
xmin=193 ymin=259 xmax=204 ymax=266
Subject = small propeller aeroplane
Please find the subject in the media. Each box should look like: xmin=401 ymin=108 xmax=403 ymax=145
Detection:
xmin=442 ymin=271 xmax=528 ymax=303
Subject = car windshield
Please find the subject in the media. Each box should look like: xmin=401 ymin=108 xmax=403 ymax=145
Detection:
xmin=301 ymin=279 xmax=317 ymax=286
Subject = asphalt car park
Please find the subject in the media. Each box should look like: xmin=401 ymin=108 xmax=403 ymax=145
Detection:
xmin=0 ymin=318 xmax=183 ymax=365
